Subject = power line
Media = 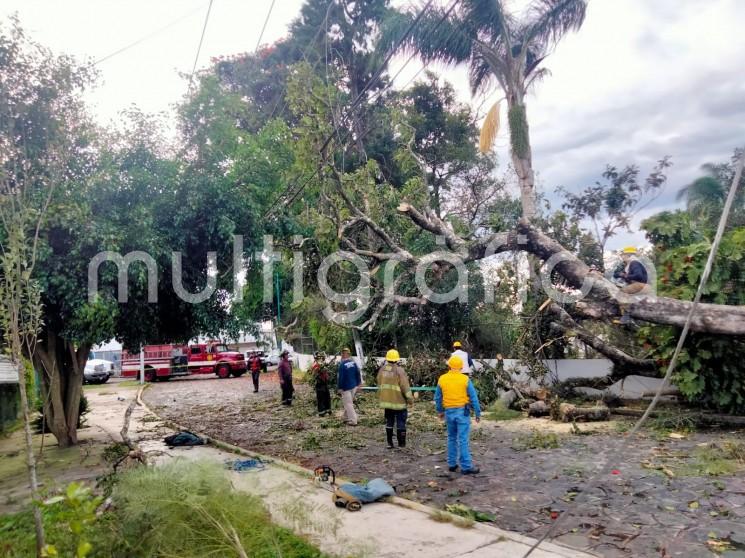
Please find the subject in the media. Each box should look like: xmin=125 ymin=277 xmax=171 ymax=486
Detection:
xmin=92 ymin=3 xmax=208 ymax=66
xmin=255 ymin=0 xmax=277 ymax=52
xmin=187 ymin=0 xmax=215 ymax=96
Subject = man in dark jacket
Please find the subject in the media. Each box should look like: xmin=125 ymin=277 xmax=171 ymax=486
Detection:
xmin=337 ymin=347 xmax=361 ymax=425
xmin=617 ymin=246 xmax=650 ymax=325
xmin=278 ymin=350 xmax=294 ymax=406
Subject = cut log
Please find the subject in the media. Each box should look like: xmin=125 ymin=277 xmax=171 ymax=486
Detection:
xmin=559 ymin=403 xmax=610 ymax=422
xmin=528 ymin=400 xmax=550 ymax=417
xmin=499 ymin=389 xmax=518 ymax=409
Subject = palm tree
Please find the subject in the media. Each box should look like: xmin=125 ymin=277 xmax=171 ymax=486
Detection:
xmin=387 ymin=0 xmax=587 ymax=220
xmin=677 ymin=161 xmax=745 ymax=228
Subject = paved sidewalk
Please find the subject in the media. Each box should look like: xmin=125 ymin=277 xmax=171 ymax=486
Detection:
xmin=86 ymin=384 xmax=595 ymax=558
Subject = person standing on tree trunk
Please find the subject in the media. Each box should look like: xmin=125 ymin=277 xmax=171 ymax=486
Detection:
xmin=278 ymin=350 xmax=294 ymax=406
xmin=435 ymin=355 xmax=481 ymax=475
xmin=337 ymin=347 xmax=361 ymax=426
xmin=249 ymin=352 xmax=262 ymax=393
xmin=310 ymin=351 xmax=331 ymax=416
xmin=377 ymin=349 xmax=413 ymax=449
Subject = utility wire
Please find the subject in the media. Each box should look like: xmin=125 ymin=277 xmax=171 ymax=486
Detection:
xmin=93 ymin=3 xmax=208 ymax=66
xmin=187 ymin=0 xmax=215 ymax=96
xmin=521 ymin=148 xmax=745 ymax=558
xmin=255 ymin=0 xmax=277 ymax=52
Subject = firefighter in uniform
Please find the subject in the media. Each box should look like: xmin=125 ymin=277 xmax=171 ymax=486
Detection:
xmin=377 ymin=349 xmax=413 ymax=449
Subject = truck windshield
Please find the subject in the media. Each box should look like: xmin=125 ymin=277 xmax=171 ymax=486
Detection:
xmin=212 ymin=344 xmax=230 ymax=353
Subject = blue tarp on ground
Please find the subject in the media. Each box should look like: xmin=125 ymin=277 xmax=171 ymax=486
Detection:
xmin=337 ymin=478 xmax=395 ymax=503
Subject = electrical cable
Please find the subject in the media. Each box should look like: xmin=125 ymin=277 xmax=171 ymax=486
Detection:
xmin=92 ymin=3 xmax=208 ymax=66
xmin=187 ymin=0 xmax=215 ymax=96
xmin=255 ymin=0 xmax=277 ymax=52
xmin=521 ymin=149 xmax=745 ymax=558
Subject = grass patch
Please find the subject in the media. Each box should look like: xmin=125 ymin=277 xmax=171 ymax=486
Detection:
xmin=484 ymin=401 xmax=522 ymax=422
xmin=676 ymin=442 xmax=745 ymax=477
xmin=512 ymin=430 xmax=561 ymax=451
xmin=430 ymin=510 xmax=475 ymax=529
xmin=647 ymin=412 xmax=702 ymax=439
xmin=444 ymin=503 xmax=496 ymax=523
xmin=0 ymin=461 xmax=327 ymax=557
xmin=116 ymin=380 xmax=142 ymax=388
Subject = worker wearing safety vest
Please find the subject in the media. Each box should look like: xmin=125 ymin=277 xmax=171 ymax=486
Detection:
xmin=377 ymin=349 xmax=413 ymax=449
xmin=451 ymin=341 xmax=474 ymax=375
xmin=435 ymin=355 xmax=481 ymax=474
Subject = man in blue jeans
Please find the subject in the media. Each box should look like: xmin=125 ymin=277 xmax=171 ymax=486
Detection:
xmin=435 ymin=355 xmax=481 ymax=474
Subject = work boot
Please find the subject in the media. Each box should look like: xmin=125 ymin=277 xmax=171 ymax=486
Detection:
xmin=386 ymin=427 xmax=394 ymax=449
xmin=396 ymin=429 xmax=406 ymax=448
xmin=448 ymin=465 xmax=459 ymax=472
xmin=461 ymin=466 xmax=480 ymax=475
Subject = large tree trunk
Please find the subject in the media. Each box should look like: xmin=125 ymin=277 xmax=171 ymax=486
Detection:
xmin=32 ymin=328 xmax=90 ymax=448
xmin=507 ymin=98 xmax=536 ymax=221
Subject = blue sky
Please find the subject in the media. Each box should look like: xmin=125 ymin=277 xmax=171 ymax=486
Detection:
xmin=4 ymin=0 xmax=745 ymax=249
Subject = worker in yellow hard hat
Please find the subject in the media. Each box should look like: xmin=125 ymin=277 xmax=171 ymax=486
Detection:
xmin=615 ymin=246 xmax=650 ymax=324
xmin=377 ymin=349 xmax=413 ymax=449
xmin=451 ymin=341 xmax=474 ymax=375
xmin=435 ymin=355 xmax=481 ymax=474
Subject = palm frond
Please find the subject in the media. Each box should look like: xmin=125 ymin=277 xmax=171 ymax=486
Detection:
xmin=525 ymin=66 xmax=551 ymax=90
xmin=461 ymin=0 xmax=511 ymax=41
xmin=380 ymin=6 xmax=473 ymax=65
xmin=479 ymin=100 xmax=501 ymax=154
xmin=468 ymin=55 xmax=493 ymax=96
xmin=525 ymin=0 xmax=587 ymax=53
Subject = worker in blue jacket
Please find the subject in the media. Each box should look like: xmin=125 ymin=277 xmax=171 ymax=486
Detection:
xmin=435 ymin=355 xmax=481 ymax=474
xmin=337 ymin=347 xmax=362 ymax=425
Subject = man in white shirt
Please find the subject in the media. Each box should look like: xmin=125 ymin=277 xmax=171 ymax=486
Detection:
xmin=451 ymin=341 xmax=474 ymax=375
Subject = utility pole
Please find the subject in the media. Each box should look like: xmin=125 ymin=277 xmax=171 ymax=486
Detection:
xmin=139 ymin=346 xmax=144 ymax=385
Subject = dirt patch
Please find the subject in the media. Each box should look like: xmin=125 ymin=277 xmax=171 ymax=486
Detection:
xmin=144 ymin=375 xmax=745 ymax=557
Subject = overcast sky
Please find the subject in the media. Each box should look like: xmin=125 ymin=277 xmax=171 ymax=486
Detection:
xmin=4 ymin=0 xmax=745 ymax=249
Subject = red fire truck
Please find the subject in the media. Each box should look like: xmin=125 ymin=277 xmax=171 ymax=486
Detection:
xmin=121 ymin=342 xmax=246 ymax=382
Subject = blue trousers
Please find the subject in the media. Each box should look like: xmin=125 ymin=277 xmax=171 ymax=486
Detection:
xmin=445 ymin=407 xmax=472 ymax=470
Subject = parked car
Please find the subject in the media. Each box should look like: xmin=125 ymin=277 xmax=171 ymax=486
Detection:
xmin=265 ymin=352 xmax=280 ymax=367
xmin=84 ymin=359 xmax=114 ymax=384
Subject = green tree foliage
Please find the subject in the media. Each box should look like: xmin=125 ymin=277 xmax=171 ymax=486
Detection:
xmin=559 ymin=157 xmax=671 ymax=266
xmin=640 ymin=209 xmax=745 ymax=412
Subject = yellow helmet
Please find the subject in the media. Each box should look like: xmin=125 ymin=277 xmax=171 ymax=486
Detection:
xmin=447 ymin=355 xmax=464 ymax=370
xmin=621 ymin=246 xmax=637 ymax=254
xmin=386 ymin=349 xmax=400 ymax=362
xmin=452 ymin=341 xmax=462 ymax=348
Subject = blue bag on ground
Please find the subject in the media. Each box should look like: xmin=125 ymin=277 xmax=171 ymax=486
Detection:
xmin=338 ymin=478 xmax=395 ymax=503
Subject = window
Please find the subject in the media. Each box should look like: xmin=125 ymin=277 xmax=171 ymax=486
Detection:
xmin=190 ymin=347 xmax=202 ymax=355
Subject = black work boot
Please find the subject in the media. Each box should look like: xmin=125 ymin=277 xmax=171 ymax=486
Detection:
xmin=386 ymin=427 xmax=394 ymax=449
xmin=396 ymin=429 xmax=407 ymax=448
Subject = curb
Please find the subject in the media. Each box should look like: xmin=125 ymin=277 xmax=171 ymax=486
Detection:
xmin=136 ymin=385 xmax=594 ymax=557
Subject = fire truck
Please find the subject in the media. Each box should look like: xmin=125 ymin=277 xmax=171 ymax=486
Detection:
xmin=121 ymin=342 xmax=246 ymax=382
